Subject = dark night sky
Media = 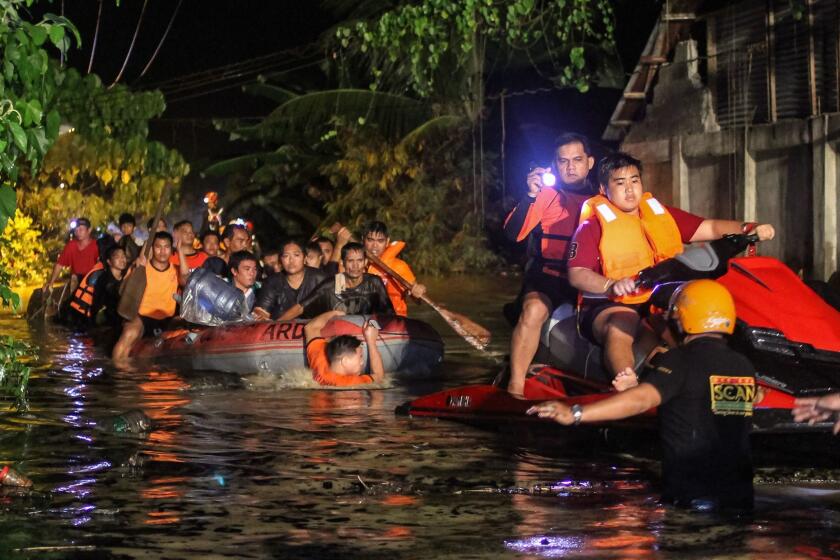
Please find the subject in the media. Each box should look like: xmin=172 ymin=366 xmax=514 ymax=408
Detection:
xmin=34 ymin=1 xmax=662 ymax=197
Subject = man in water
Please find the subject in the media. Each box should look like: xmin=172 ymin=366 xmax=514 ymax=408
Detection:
xmin=45 ymin=217 xmax=100 ymax=294
xmin=304 ymin=310 xmax=385 ymax=386
xmin=529 ymin=280 xmax=756 ymax=511
xmin=278 ymin=242 xmax=394 ymax=320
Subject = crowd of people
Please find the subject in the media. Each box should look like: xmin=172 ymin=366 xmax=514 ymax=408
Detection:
xmin=42 ymin=131 xmax=838 ymax=512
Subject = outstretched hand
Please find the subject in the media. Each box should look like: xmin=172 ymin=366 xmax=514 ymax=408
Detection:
xmin=755 ymin=224 xmax=775 ymax=241
xmin=792 ymin=394 xmax=840 ymax=434
xmin=526 ymin=400 xmax=574 ymax=425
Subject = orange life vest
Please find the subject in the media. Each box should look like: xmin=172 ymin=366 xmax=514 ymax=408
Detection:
xmin=137 ymin=263 xmax=178 ymax=320
xmin=367 ymin=241 xmax=415 ymax=317
xmin=582 ymin=193 xmax=684 ymax=304
xmin=512 ymin=187 xmax=581 ymax=276
xmin=69 ymin=262 xmax=105 ymax=318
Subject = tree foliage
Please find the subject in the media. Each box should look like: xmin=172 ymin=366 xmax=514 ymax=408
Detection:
xmin=20 ymin=69 xmax=188 ymax=253
xmin=334 ymin=0 xmax=616 ymax=98
xmin=0 ymin=208 xmax=47 ymax=287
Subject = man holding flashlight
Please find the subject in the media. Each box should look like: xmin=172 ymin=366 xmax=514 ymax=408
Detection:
xmin=503 ymin=133 xmax=596 ymax=397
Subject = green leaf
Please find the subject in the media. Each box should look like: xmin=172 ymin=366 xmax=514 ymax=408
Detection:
xmin=29 ymin=25 xmax=47 ymax=46
xmin=8 ymin=121 xmax=27 ymax=152
xmin=45 ymin=109 xmax=60 ymax=140
xmin=48 ymin=24 xmax=65 ymax=49
xmin=0 ymin=184 xmax=16 ymax=233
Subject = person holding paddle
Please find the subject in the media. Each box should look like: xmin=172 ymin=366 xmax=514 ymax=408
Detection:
xmin=363 ymin=221 xmax=426 ymax=317
xmin=112 ymin=231 xmax=188 ymax=361
xmin=44 ymin=217 xmax=100 ymax=296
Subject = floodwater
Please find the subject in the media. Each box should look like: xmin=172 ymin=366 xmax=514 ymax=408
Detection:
xmin=1 ymin=275 xmax=839 ymax=559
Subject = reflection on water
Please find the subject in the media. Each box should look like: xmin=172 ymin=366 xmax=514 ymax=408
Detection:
xmin=0 ymin=275 xmax=838 ymax=559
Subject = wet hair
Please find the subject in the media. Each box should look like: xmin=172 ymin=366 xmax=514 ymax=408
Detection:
xmin=326 ymin=335 xmax=362 ymax=364
xmin=105 ymin=245 xmax=126 ymax=262
xmin=147 ymin=217 xmax=168 ymax=230
xmin=118 ymin=213 xmax=135 ymax=226
xmin=229 ymin=250 xmax=257 ymax=272
xmin=363 ymin=221 xmax=389 ymax=238
xmin=200 ymin=230 xmax=221 ymax=244
xmin=305 ymin=241 xmax=323 ymax=256
xmin=173 ymin=219 xmax=193 ymax=231
xmin=224 ymin=223 xmax=248 ymax=240
xmin=316 ymin=236 xmax=334 ymax=248
xmin=554 ymin=132 xmax=593 ymax=157
xmin=153 ymin=231 xmax=173 ymax=246
xmin=341 ymin=241 xmax=365 ymax=261
xmin=75 ymin=217 xmax=91 ymax=228
xmin=597 ymin=152 xmax=643 ymax=187
xmin=280 ymin=239 xmax=305 ymax=254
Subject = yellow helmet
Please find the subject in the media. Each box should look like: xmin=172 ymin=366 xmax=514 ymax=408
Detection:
xmin=668 ymin=279 xmax=736 ymax=335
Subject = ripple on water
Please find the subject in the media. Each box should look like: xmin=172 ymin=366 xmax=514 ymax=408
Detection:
xmin=1 ymin=278 xmax=840 ymax=559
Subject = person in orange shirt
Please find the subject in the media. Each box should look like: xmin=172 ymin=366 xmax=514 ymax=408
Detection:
xmin=303 ymin=310 xmax=385 ymax=387
xmin=362 ymin=221 xmax=426 ymax=317
xmin=112 ymin=232 xmax=189 ymax=361
xmin=170 ymin=220 xmax=208 ymax=271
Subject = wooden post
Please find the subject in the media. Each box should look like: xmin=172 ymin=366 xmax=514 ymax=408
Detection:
xmin=742 ymin=127 xmax=757 ymax=223
xmin=670 ymin=135 xmax=691 ymax=211
xmin=807 ymin=0 xmax=819 ymax=115
xmin=812 ymin=116 xmax=838 ymax=280
xmin=765 ymin=0 xmax=778 ymax=122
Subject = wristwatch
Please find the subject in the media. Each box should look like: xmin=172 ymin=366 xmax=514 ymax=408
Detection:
xmin=570 ymin=404 xmax=583 ymax=426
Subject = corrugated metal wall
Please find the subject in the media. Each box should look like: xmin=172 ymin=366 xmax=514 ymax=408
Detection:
xmin=710 ymin=0 xmax=839 ymax=124
xmin=712 ymin=0 xmax=769 ymax=126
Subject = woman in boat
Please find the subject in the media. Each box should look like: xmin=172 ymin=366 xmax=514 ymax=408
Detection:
xmin=253 ymin=240 xmax=327 ymax=320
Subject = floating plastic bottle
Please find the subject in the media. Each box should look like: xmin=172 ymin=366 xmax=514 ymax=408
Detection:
xmin=0 ymin=465 xmax=33 ymax=488
xmin=97 ymin=410 xmax=152 ymax=433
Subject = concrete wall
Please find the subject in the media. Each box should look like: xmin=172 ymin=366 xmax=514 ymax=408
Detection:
xmin=618 ymin=41 xmax=840 ymax=280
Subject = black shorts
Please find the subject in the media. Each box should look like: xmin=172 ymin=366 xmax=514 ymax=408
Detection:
xmin=520 ymin=270 xmax=578 ymax=310
xmin=578 ymin=300 xmax=646 ymax=344
xmin=139 ymin=315 xmax=171 ymax=338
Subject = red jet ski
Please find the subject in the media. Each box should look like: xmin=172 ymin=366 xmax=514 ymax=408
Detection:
xmin=398 ymin=234 xmax=840 ymax=434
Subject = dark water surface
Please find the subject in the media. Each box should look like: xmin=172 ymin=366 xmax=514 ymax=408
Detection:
xmin=1 ymin=276 xmax=839 ymax=559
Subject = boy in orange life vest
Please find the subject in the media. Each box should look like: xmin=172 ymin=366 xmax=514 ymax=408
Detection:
xmin=112 ymin=232 xmax=189 ymax=361
xmin=363 ymin=221 xmax=426 ymax=317
xmin=303 ymin=310 xmax=385 ymax=386
xmin=502 ymin=133 xmax=597 ymax=397
xmin=567 ymin=152 xmax=775 ymax=391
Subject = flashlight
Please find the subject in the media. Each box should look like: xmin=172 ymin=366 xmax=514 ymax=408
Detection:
xmin=541 ymin=170 xmax=556 ymax=187
xmin=70 ymin=219 xmax=78 ymax=230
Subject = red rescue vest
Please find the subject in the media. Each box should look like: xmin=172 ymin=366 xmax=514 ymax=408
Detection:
xmin=511 ymin=188 xmax=581 ymax=276
xmin=69 ymin=262 xmax=105 ymax=318
xmin=582 ymin=193 xmax=684 ymax=304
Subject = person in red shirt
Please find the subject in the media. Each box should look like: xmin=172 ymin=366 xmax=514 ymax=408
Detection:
xmin=567 ymin=152 xmax=775 ymax=391
xmin=363 ymin=221 xmax=426 ymax=317
xmin=303 ymin=310 xmax=385 ymax=387
xmin=44 ymin=217 xmax=100 ymax=295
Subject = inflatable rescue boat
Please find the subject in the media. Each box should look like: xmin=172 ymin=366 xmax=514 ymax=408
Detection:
xmin=131 ymin=314 xmax=444 ymax=378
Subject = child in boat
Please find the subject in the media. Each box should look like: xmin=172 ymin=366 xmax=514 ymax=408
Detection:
xmin=303 ymin=310 xmax=385 ymax=387
xmin=528 ymin=280 xmax=756 ymax=511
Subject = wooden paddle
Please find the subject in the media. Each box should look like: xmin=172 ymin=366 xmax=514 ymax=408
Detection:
xmin=330 ymin=223 xmax=492 ymax=353
xmin=117 ymin=183 xmax=172 ymax=321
